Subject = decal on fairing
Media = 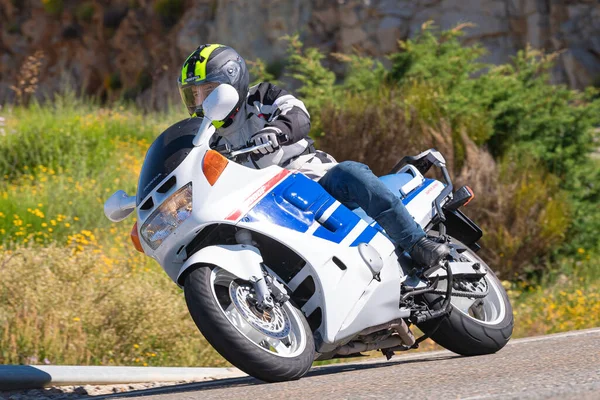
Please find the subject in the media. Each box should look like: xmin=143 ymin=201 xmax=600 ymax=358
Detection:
xmin=400 ymin=178 xmax=436 ymax=206
xmin=241 ymin=173 xmax=438 ymax=247
xmin=225 ymin=169 xmax=290 ymax=221
xmin=349 ymin=225 xmax=379 ymax=247
xmin=244 ymin=173 xmax=371 ymax=246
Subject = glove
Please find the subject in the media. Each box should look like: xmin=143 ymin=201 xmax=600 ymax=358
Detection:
xmin=250 ymin=127 xmax=282 ymax=155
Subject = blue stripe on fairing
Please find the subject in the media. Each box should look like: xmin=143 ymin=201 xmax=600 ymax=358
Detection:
xmin=245 ymin=174 xmax=313 ymax=232
xmin=313 ymin=204 xmax=361 ymax=244
xmin=246 ymin=173 xmax=362 ymax=245
xmin=246 ymin=173 xmax=440 ymax=246
xmin=349 ymin=225 xmax=379 ymax=247
xmin=372 ymin=221 xmax=385 ymax=233
xmin=344 ymin=178 xmax=441 ymax=247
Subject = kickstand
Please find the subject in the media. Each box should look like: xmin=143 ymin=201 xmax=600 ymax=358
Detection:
xmin=381 ymin=348 xmax=395 ymax=360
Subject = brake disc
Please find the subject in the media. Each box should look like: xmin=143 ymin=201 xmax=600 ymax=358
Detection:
xmin=229 ymin=281 xmax=291 ymax=339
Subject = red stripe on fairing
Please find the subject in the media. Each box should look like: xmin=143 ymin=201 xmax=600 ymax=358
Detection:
xmin=225 ymin=169 xmax=291 ymax=221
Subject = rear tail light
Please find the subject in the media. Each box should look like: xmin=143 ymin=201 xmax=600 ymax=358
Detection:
xmin=445 ymin=185 xmax=475 ymax=211
xmin=462 ymin=186 xmax=475 ymax=206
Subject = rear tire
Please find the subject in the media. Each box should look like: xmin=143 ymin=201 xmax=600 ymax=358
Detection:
xmin=417 ymin=238 xmax=513 ymax=356
xmin=184 ymin=265 xmax=315 ymax=382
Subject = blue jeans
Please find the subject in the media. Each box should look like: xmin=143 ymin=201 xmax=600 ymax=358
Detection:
xmin=319 ymin=161 xmax=426 ymax=251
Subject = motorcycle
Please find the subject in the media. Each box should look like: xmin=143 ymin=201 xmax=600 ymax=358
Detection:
xmin=104 ymin=84 xmax=513 ymax=382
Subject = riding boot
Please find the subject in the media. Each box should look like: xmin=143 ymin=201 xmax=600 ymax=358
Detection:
xmin=409 ymin=236 xmax=450 ymax=268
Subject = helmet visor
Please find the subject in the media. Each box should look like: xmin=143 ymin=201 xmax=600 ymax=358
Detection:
xmin=179 ymin=82 xmax=220 ymax=116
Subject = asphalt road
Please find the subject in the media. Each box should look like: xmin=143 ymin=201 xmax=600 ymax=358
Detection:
xmin=100 ymin=328 xmax=600 ymax=400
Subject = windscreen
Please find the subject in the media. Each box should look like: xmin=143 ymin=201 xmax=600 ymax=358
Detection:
xmin=137 ymin=118 xmax=203 ymax=204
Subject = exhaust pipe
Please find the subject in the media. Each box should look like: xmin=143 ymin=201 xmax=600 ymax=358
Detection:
xmin=335 ymin=319 xmax=416 ymax=356
xmin=358 ymin=318 xmax=416 ymax=347
xmin=335 ymin=336 xmax=404 ymax=355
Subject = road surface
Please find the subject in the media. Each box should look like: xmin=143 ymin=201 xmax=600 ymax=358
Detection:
xmin=95 ymin=328 xmax=600 ymax=400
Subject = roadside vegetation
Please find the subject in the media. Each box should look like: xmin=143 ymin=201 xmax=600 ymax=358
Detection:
xmin=1 ymin=23 xmax=599 ymax=366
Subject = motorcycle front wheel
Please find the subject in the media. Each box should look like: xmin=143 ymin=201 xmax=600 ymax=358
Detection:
xmin=417 ymin=237 xmax=514 ymax=356
xmin=184 ymin=265 xmax=315 ymax=382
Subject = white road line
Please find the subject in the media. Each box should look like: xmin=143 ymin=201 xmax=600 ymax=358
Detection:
xmin=507 ymin=326 xmax=600 ymax=345
xmin=315 ymin=327 xmax=600 ymax=368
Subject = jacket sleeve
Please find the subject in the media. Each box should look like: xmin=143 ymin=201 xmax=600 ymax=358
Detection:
xmin=248 ymin=83 xmax=311 ymax=144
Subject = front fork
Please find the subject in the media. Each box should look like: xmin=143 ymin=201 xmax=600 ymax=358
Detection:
xmin=235 ymin=229 xmax=290 ymax=311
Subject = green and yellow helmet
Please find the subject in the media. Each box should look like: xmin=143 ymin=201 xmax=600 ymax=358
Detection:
xmin=178 ymin=44 xmax=249 ymax=127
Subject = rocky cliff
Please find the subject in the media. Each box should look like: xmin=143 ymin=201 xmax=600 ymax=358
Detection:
xmin=1 ymin=0 xmax=599 ymax=109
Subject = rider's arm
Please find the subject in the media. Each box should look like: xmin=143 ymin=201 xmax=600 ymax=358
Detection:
xmin=248 ymin=83 xmax=311 ymax=145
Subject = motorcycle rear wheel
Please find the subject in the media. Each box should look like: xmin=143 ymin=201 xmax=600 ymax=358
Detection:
xmin=184 ymin=265 xmax=315 ymax=382
xmin=417 ymin=238 xmax=514 ymax=356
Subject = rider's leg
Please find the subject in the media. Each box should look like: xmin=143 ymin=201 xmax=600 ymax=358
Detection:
xmin=318 ymin=161 xmax=449 ymax=267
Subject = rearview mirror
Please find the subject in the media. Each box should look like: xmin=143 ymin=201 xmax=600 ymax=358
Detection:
xmin=203 ymin=84 xmax=240 ymax=121
xmin=193 ymin=84 xmax=240 ymax=146
xmin=104 ymin=190 xmax=136 ymax=222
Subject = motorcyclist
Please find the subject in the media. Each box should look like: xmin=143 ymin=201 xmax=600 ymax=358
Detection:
xmin=178 ymin=44 xmax=450 ymax=268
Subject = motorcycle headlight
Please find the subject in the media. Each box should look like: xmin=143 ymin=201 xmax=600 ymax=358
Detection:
xmin=140 ymin=183 xmax=193 ymax=250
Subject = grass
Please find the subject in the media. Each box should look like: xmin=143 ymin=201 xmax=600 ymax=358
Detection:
xmin=509 ymin=255 xmax=600 ymax=337
xmin=0 ymin=96 xmax=184 ymax=247
xmin=0 ymin=242 xmax=226 ymax=367
xmin=0 ymin=97 xmax=598 ymax=368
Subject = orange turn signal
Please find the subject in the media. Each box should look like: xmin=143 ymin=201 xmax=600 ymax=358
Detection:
xmin=203 ymin=150 xmax=229 ymax=186
xmin=130 ymin=221 xmax=144 ymax=253
xmin=463 ymin=186 xmax=475 ymax=207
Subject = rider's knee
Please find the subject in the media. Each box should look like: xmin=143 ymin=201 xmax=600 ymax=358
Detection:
xmin=333 ymin=161 xmax=371 ymax=182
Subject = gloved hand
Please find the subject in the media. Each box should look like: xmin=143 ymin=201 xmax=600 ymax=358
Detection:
xmin=250 ymin=127 xmax=282 ymax=155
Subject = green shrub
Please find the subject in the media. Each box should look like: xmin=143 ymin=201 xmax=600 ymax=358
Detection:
xmin=248 ymin=59 xmax=279 ymax=87
xmin=285 ymin=24 xmax=600 ymax=259
xmin=282 ymin=35 xmax=336 ymax=136
xmin=389 ymin=22 xmax=491 ymax=145
xmin=466 ymin=154 xmax=571 ymax=279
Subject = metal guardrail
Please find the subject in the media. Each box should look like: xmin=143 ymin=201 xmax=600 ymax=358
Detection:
xmin=0 ymin=365 xmax=245 ymax=390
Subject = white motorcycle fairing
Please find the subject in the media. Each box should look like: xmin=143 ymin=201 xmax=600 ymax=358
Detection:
xmin=178 ymin=244 xmax=265 ymax=282
xmin=128 ymin=117 xmax=446 ymax=353
xmin=104 ymin=85 xmax=513 ymax=381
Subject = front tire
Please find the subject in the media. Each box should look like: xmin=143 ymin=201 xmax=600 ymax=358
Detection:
xmin=417 ymin=239 xmax=514 ymax=356
xmin=184 ymin=265 xmax=315 ymax=382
